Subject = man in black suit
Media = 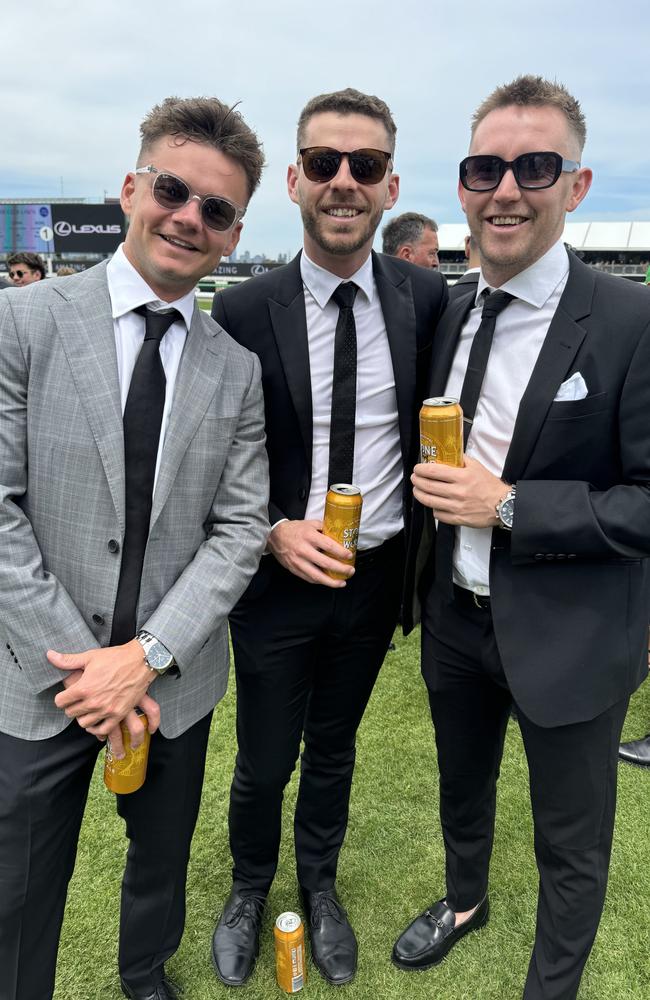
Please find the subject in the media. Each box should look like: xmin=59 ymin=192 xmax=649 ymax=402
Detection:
xmin=393 ymin=75 xmax=650 ymax=1000
xmin=210 ymin=87 xmax=447 ymax=987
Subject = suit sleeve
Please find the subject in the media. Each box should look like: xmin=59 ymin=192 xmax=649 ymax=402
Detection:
xmin=142 ymin=352 xmax=270 ymax=666
xmin=511 ymin=318 xmax=650 ymax=563
xmin=0 ymin=296 xmax=99 ymax=694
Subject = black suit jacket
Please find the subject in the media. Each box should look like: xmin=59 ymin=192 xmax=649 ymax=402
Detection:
xmin=447 ymin=270 xmax=479 ymax=302
xmin=213 ymin=251 xmax=447 ymax=603
xmin=405 ymin=252 xmax=650 ymax=726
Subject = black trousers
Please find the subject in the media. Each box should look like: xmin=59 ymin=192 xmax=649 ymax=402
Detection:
xmin=0 ymin=711 xmax=212 ymax=1000
xmin=228 ymin=535 xmax=403 ymax=893
xmin=422 ymin=584 xmax=628 ymax=1000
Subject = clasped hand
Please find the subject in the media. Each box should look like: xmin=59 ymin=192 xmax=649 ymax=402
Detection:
xmin=49 ymin=639 xmax=160 ymax=757
xmin=412 ymin=455 xmax=509 ymax=527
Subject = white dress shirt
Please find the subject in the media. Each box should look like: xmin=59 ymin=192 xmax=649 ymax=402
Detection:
xmin=301 ymin=252 xmax=403 ymax=550
xmin=106 ymin=245 xmax=193 ymax=490
xmin=445 ymin=239 xmax=570 ymax=594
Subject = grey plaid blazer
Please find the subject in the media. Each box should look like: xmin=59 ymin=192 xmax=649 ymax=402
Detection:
xmin=0 ymin=262 xmax=269 ymax=740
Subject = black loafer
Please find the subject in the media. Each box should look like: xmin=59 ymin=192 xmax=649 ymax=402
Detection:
xmin=211 ymin=889 xmax=266 ymax=986
xmin=120 ymin=976 xmax=180 ymax=1000
xmin=392 ymin=895 xmax=489 ymax=971
xmin=619 ymin=734 xmax=650 ymax=768
xmin=301 ymin=886 xmax=358 ymax=985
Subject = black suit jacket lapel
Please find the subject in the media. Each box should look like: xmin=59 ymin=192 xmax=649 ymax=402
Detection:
xmin=267 ymin=252 xmax=313 ymax=463
xmin=503 ymin=252 xmax=595 ymax=482
xmin=428 ymin=292 xmax=476 ymax=397
xmin=373 ymin=252 xmax=418 ymax=470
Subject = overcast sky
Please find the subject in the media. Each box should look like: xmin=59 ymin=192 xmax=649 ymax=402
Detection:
xmin=2 ymin=1 xmax=648 ymax=258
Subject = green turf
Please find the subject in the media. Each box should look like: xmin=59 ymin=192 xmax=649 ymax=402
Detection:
xmin=55 ymin=629 xmax=650 ymax=999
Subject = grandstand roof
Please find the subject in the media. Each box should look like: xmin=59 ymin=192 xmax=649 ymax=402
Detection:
xmin=438 ymin=222 xmax=650 ymax=252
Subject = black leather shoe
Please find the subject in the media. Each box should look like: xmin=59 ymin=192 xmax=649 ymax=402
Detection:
xmin=120 ymin=976 xmax=180 ymax=1000
xmin=392 ymin=895 xmax=489 ymax=971
xmin=211 ymin=889 xmax=266 ymax=986
xmin=301 ymin=886 xmax=358 ymax=985
xmin=619 ymin=734 xmax=650 ymax=768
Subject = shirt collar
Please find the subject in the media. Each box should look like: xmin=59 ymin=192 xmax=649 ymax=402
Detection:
xmin=106 ymin=244 xmax=195 ymax=329
xmin=476 ymin=239 xmax=569 ymax=309
xmin=300 ymin=250 xmax=375 ymax=309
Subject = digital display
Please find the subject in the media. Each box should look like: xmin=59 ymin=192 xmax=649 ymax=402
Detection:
xmin=0 ymin=204 xmax=55 ymax=253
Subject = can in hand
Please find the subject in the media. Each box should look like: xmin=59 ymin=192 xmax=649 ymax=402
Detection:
xmin=274 ymin=912 xmax=305 ymax=993
xmin=103 ymin=711 xmax=150 ymax=794
xmin=420 ymin=397 xmax=464 ymax=467
xmin=322 ymin=484 xmax=363 ymax=580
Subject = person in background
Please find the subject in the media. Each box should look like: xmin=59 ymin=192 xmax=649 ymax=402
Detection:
xmin=7 ymin=251 xmax=46 ymax=286
xmin=448 ymin=234 xmax=481 ymax=301
xmin=382 ymin=211 xmax=440 ymax=268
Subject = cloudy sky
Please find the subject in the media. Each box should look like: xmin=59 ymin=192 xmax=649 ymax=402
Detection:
xmin=2 ymin=1 xmax=648 ymax=259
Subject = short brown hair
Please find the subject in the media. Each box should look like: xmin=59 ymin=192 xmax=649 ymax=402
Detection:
xmin=471 ymin=75 xmax=586 ymax=153
xmin=382 ymin=213 xmax=438 ymax=256
xmin=296 ymin=87 xmax=397 ymax=154
xmin=7 ymin=252 xmax=46 ymax=279
xmin=138 ymin=96 xmax=265 ymax=199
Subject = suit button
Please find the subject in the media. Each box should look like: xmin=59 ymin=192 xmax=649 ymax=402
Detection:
xmin=534 ymin=553 xmax=544 ymax=560
xmin=5 ymin=643 xmax=10 ymax=650
xmin=92 ymin=614 xmax=105 ymax=626
xmin=298 ymin=488 xmax=307 ymax=501
xmin=545 ymin=554 xmax=555 ymax=561
xmin=557 ymin=553 xmax=566 ymax=560
xmin=108 ymin=539 xmax=120 ymax=554
xmin=567 ymin=553 xmax=577 ymax=559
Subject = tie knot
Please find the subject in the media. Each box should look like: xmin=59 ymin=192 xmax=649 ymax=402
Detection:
xmin=331 ymin=282 xmax=358 ymax=311
xmin=481 ymin=289 xmax=515 ymax=320
xmin=135 ymin=305 xmax=181 ymax=343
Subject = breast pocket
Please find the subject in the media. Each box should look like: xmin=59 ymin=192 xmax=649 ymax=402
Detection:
xmin=546 ymin=391 xmax=609 ymax=421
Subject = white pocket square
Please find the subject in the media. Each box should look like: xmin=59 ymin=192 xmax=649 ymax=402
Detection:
xmin=553 ymin=371 xmax=588 ymax=402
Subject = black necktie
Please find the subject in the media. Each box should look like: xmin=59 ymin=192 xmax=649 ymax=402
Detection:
xmin=328 ymin=282 xmax=358 ymax=487
xmin=110 ymin=306 xmax=180 ymax=645
xmin=459 ymin=289 xmax=515 ymax=446
xmin=434 ymin=289 xmax=514 ymax=599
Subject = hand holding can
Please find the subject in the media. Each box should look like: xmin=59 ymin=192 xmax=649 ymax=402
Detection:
xmin=420 ymin=397 xmax=464 ymax=467
xmin=322 ymin=485 xmax=363 ymax=581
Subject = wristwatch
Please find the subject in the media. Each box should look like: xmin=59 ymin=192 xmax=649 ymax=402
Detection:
xmin=495 ymin=486 xmax=517 ymax=530
xmin=136 ymin=630 xmax=176 ymax=676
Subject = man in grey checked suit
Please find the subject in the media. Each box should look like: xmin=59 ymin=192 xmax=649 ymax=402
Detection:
xmin=0 ymin=97 xmax=269 ymax=1000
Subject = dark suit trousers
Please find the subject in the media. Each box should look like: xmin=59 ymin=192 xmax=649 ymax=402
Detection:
xmin=0 ymin=711 xmax=212 ymax=1000
xmin=228 ymin=535 xmax=403 ymax=894
xmin=422 ymin=585 xmax=628 ymax=1000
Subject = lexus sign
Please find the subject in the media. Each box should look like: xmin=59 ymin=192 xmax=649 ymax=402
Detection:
xmin=51 ymin=204 xmax=125 ymax=253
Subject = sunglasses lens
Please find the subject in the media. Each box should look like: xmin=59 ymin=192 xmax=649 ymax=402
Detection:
xmin=152 ymin=172 xmax=190 ymax=210
xmin=348 ymin=150 xmax=389 ymax=184
xmin=517 ymin=152 xmax=560 ymax=188
xmin=462 ymin=156 xmax=501 ymax=191
xmin=10 ymin=270 xmax=25 ymax=279
xmin=302 ymin=149 xmax=341 ymax=182
xmin=202 ymin=197 xmax=237 ymax=232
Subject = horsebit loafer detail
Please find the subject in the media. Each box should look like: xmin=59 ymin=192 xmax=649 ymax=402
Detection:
xmin=211 ymin=890 xmax=266 ymax=986
xmin=392 ymin=895 xmax=489 ymax=971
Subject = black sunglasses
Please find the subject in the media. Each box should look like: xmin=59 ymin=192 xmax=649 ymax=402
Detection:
xmin=9 ymin=269 xmax=27 ymax=279
xmin=459 ymin=151 xmax=580 ymax=192
xmin=135 ymin=165 xmax=245 ymax=232
xmin=299 ymin=147 xmax=392 ymax=185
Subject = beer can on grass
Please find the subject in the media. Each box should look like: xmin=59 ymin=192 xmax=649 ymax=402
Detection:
xmin=274 ymin=912 xmax=305 ymax=993
xmin=104 ymin=711 xmax=150 ymax=794
xmin=322 ymin=484 xmax=363 ymax=580
xmin=420 ymin=397 xmax=464 ymax=467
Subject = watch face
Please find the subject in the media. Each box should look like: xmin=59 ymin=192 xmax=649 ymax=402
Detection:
xmin=146 ymin=642 xmax=173 ymax=671
xmin=500 ymin=498 xmax=515 ymax=528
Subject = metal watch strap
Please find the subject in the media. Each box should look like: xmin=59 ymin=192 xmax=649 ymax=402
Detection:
xmin=495 ymin=485 xmax=517 ymax=530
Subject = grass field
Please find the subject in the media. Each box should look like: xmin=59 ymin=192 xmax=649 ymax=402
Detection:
xmin=55 ymin=628 xmax=650 ymax=1000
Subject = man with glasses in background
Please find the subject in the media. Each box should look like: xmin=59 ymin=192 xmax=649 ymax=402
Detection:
xmin=7 ymin=251 xmax=46 ymax=286
xmin=0 ymin=96 xmax=269 ymax=1000
xmin=210 ymin=87 xmax=447 ymax=988
xmin=394 ymin=75 xmax=650 ymax=1000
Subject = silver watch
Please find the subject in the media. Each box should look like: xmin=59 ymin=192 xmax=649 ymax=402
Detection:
xmin=495 ymin=486 xmax=517 ymax=530
xmin=136 ymin=630 xmax=175 ymax=675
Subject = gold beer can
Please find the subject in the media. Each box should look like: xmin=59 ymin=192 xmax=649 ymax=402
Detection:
xmin=322 ymin=484 xmax=363 ymax=581
xmin=274 ymin=912 xmax=305 ymax=993
xmin=104 ymin=711 xmax=150 ymax=795
xmin=420 ymin=397 xmax=464 ymax=467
